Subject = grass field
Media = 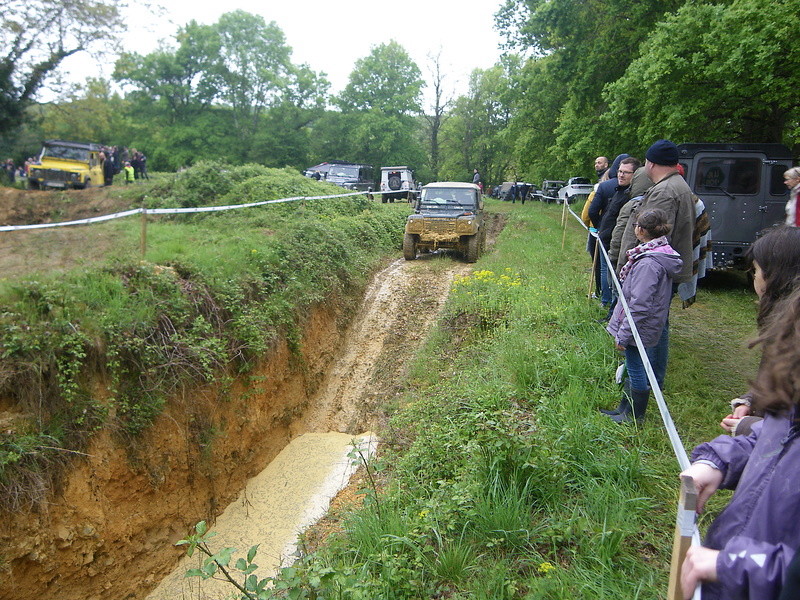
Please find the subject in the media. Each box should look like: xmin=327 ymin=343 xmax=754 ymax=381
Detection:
xmin=253 ymin=198 xmax=759 ymax=599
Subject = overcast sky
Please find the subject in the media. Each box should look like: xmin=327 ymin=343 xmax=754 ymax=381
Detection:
xmin=59 ymin=0 xmax=508 ymax=108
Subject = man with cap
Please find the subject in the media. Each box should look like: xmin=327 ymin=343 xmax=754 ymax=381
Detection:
xmin=614 ymin=139 xmax=695 ymax=395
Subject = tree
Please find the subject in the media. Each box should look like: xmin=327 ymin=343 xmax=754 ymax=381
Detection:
xmin=332 ymin=41 xmax=426 ymax=172
xmin=114 ymin=12 xmax=328 ymax=168
xmin=0 ymin=0 xmax=124 ymax=139
xmin=338 ymin=41 xmax=423 ymax=115
xmin=214 ymin=11 xmax=293 ymax=148
xmin=439 ymin=66 xmax=514 ymax=187
xmin=603 ymin=0 xmax=800 ymax=150
xmin=37 ymin=78 xmax=131 ymax=145
xmin=422 ymin=51 xmax=453 ymax=181
xmin=496 ymin=0 xmax=687 ymax=177
xmin=114 ymin=21 xmax=223 ymax=125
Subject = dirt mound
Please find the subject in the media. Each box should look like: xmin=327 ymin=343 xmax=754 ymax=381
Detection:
xmin=0 ymin=186 xmax=135 ymax=227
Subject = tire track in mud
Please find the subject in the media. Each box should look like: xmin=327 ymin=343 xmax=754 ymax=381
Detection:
xmin=292 ymin=255 xmax=471 ymax=436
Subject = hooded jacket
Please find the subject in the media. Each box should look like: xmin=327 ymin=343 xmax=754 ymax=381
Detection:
xmin=606 ymin=243 xmax=682 ymax=348
xmin=691 ymin=410 xmax=800 ymax=599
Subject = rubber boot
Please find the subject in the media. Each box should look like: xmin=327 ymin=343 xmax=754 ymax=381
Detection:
xmin=609 ymin=388 xmax=649 ymax=424
xmin=599 ymin=380 xmax=631 ymax=416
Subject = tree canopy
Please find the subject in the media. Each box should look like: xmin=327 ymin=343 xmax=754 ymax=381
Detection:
xmin=3 ymin=2 xmax=798 ymax=184
xmin=0 ymin=0 xmax=124 ymax=139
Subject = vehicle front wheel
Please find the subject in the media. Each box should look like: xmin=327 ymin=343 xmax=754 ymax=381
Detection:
xmin=403 ymin=233 xmax=417 ymax=260
xmin=83 ymin=179 xmax=91 ymax=189
xmin=465 ymin=234 xmax=480 ymax=263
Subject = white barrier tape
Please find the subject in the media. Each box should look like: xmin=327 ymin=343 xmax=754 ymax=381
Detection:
xmin=0 ymin=190 xmax=373 ymax=232
xmin=565 ymin=203 xmax=703 ymax=575
xmin=0 ymin=208 xmax=144 ymax=231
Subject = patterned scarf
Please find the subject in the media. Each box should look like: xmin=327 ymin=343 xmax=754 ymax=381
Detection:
xmin=618 ymin=235 xmax=670 ymax=282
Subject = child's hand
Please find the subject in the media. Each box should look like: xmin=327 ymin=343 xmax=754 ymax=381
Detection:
xmin=680 ymin=463 xmax=723 ymax=513
xmin=720 ymin=414 xmax=738 ymax=432
xmin=732 ymin=404 xmax=751 ymax=418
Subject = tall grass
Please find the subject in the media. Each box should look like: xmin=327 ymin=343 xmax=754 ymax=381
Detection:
xmin=283 ymin=199 xmax=757 ymax=598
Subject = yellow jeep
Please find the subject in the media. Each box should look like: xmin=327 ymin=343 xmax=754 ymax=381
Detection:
xmin=27 ymin=140 xmax=105 ymax=190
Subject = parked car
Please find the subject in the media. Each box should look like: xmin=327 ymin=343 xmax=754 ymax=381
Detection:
xmin=538 ymin=180 xmax=566 ymax=203
xmin=677 ymin=143 xmax=793 ymax=269
xmin=304 ymin=160 xmax=375 ymax=191
xmin=557 ymin=176 xmax=594 ymax=204
xmin=403 ymin=182 xmax=485 ymax=263
xmin=380 ymin=166 xmax=418 ymax=203
xmin=27 ymin=140 xmax=104 ymax=190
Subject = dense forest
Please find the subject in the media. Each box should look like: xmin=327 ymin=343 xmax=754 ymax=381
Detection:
xmin=2 ymin=0 xmax=798 ymax=186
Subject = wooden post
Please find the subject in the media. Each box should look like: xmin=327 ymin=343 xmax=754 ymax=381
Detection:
xmin=588 ymin=235 xmax=599 ymax=299
xmin=140 ymin=207 xmax=147 ymax=258
xmin=561 ymin=198 xmax=570 ymax=250
xmin=668 ymin=475 xmax=698 ymax=600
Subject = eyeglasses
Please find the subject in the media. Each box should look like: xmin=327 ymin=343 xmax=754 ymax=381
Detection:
xmin=618 ymin=170 xmax=635 ymax=176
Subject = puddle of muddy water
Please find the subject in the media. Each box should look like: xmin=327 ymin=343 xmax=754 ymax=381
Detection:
xmin=145 ymin=432 xmax=377 ymax=600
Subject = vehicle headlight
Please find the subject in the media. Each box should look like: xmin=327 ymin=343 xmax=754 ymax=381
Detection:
xmin=456 ymin=218 xmax=475 ymax=233
xmin=406 ymin=216 xmax=424 ymax=233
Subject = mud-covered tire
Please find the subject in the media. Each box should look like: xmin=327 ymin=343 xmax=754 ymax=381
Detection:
xmin=28 ymin=179 xmax=40 ymax=190
xmin=465 ymin=234 xmax=480 ymax=263
xmin=83 ymin=179 xmax=91 ymax=189
xmin=403 ymin=233 xmax=417 ymax=260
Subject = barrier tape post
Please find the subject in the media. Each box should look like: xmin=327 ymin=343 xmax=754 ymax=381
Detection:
xmin=140 ymin=207 xmax=147 ymax=258
xmin=668 ymin=475 xmax=698 ymax=600
xmin=560 ymin=198 xmax=569 ymax=250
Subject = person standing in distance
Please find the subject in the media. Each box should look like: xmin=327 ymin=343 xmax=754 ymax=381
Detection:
xmin=472 ymin=168 xmax=480 ymax=185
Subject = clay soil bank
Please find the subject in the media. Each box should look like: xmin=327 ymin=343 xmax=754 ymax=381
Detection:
xmin=0 ymin=249 xmax=496 ymax=600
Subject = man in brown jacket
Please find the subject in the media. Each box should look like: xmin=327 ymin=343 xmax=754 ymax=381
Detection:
xmin=614 ymin=139 xmax=694 ymax=390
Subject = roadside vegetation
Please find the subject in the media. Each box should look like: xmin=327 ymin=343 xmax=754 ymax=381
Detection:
xmin=0 ymin=165 xmax=408 ymax=511
xmin=188 ymin=200 xmax=758 ymax=599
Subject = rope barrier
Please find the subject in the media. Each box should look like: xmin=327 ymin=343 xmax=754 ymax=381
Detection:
xmin=563 ymin=201 xmax=701 ymax=599
xmin=0 ymin=190 xmax=372 ymax=232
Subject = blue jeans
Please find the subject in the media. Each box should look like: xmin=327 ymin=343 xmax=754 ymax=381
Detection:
xmin=624 ymin=321 xmax=669 ymax=391
xmin=599 ymin=250 xmax=613 ymax=307
xmin=625 ymin=344 xmax=658 ymax=392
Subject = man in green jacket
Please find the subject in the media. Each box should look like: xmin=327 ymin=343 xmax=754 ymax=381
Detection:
xmin=614 ymin=139 xmax=695 ymax=389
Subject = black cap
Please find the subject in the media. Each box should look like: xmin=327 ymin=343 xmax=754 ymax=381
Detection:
xmin=645 ymin=139 xmax=679 ymax=166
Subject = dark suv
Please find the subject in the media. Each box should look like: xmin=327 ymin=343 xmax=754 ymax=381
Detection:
xmin=403 ymin=182 xmax=485 ymax=263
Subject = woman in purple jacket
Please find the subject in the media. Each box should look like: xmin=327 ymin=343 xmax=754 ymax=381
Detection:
xmin=602 ymin=208 xmax=682 ymax=423
xmin=681 ymin=287 xmax=800 ymax=599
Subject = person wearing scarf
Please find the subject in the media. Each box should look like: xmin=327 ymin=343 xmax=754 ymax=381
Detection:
xmin=602 ymin=208 xmax=682 ymax=423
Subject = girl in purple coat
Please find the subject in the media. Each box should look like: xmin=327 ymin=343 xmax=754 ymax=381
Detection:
xmin=602 ymin=208 xmax=682 ymax=423
xmin=681 ymin=286 xmax=800 ymax=599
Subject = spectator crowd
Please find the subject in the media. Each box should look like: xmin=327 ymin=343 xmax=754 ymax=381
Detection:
xmin=585 ymin=139 xmax=800 ymax=600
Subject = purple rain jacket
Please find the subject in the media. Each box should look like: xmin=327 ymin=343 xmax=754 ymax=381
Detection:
xmin=691 ymin=411 xmax=800 ymax=599
xmin=606 ymin=245 xmax=682 ymax=348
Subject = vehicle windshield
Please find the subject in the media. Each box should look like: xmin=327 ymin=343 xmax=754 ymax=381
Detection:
xmin=420 ymin=188 xmax=476 ymax=208
xmin=44 ymin=145 xmax=90 ymax=162
xmin=328 ymin=166 xmax=359 ymax=178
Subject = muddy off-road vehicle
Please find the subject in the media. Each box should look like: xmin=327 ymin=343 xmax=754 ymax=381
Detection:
xmin=27 ymin=140 xmax=105 ymax=189
xmin=403 ymin=182 xmax=485 ymax=263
